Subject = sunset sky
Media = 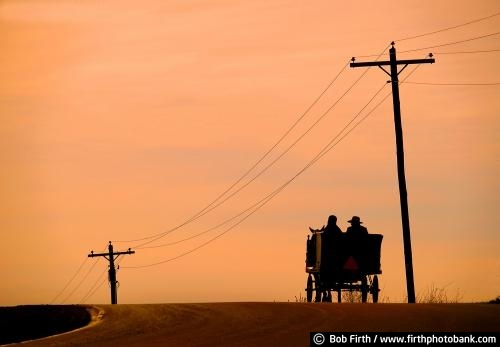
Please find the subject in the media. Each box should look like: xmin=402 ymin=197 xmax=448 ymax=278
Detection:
xmin=1 ymin=0 xmax=499 ymax=305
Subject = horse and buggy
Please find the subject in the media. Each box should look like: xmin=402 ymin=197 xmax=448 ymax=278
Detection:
xmin=305 ymin=228 xmax=383 ymax=303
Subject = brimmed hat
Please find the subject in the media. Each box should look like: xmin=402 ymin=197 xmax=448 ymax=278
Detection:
xmin=348 ymin=216 xmax=362 ymax=224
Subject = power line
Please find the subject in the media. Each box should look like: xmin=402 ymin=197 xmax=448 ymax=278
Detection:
xmin=51 ymin=245 xmax=108 ymax=304
xmin=400 ymin=31 xmax=500 ymax=53
xmin=130 ymin=45 xmax=391 ymax=250
xmin=133 ymin=57 xmax=386 ymax=250
xmin=124 ymin=61 xmax=428 ymax=269
xmin=397 ymin=11 xmax=500 ymax=42
xmin=134 ymin=64 xmax=371 ymax=249
xmin=355 ymin=11 xmax=500 ymax=59
xmin=118 ymin=47 xmax=387 ymax=249
xmin=403 ymin=81 xmax=500 ymax=86
xmin=138 ymin=206 xmax=251 ymax=249
xmin=50 ymin=256 xmax=89 ymax=304
xmin=79 ymin=268 xmax=107 ymax=304
xmin=433 ymin=48 xmax=500 ymax=55
xmin=131 ymin=67 xmax=360 ymax=249
xmin=124 ymin=80 xmax=392 ymax=268
xmin=60 ymin=258 xmax=101 ymax=304
xmin=112 ymin=61 xmax=351 ymax=245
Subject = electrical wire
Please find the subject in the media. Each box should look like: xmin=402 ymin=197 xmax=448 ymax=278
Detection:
xmin=79 ymin=268 xmax=108 ymax=304
xmin=360 ymin=31 xmax=500 ymax=58
xmin=60 ymin=258 xmax=101 ymax=304
xmin=317 ymin=64 xmax=423 ymax=160
xmin=355 ymin=10 xmax=500 ymax=58
xmin=132 ymin=62 xmax=372 ymax=250
xmin=129 ymin=44 xmax=391 ymax=250
xmin=112 ymin=61 xmax=350 ymax=244
xmin=399 ymin=31 xmax=500 ymax=53
xmin=396 ymin=11 xmax=500 ymax=42
xmin=50 ymin=256 xmax=89 ymax=304
xmin=123 ymin=81 xmax=391 ymax=268
xmin=51 ymin=245 xmax=109 ymax=304
xmin=124 ymin=56 xmax=429 ymax=269
xmin=138 ymin=79 xmax=391 ymax=251
xmin=433 ymin=48 xmax=500 ymax=55
xmin=402 ymin=81 xmax=500 ymax=86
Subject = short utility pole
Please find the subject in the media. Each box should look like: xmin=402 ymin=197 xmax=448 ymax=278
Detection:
xmin=350 ymin=42 xmax=435 ymax=303
xmin=88 ymin=242 xmax=135 ymax=304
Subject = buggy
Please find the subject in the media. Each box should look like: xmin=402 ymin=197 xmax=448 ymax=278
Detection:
xmin=305 ymin=230 xmax=382 ymax=303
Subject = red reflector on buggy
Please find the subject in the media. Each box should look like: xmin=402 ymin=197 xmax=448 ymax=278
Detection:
xmin=343 ymin=256 xmax=359 ymax=271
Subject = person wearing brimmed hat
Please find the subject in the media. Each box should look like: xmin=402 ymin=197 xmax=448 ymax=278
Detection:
xmin=346 ymin=216 xmax=368 ymax=236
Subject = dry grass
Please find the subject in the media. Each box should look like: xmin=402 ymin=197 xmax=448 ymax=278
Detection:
xmin=294 ymin=292 xmax=307 ymax=303
xmin=294 ymin=289 xmax=390 ymax=303
xmin=296 ymin=283 xmax=469 ymax=303
xmin=415 ymin=284 xmax=463 ymax=304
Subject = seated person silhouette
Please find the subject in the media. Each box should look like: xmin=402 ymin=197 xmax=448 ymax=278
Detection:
xmin=309 ymin=215 xmax=343 ymax=302
xmin=309 ymin=215 xmax=343 ymax=237
xmin=346 ymin=216 xmax=368 ymax=236
xmin=323 ymin=215 xmax=343 ymax=238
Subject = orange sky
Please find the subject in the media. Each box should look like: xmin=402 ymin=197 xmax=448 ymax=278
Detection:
xmin=1 ymin=0 xmax=499 ymax=305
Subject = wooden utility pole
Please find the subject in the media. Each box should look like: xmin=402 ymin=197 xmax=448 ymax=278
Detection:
xmin=350 ymin=42 xmax=435 ymax=303
xmin=88 ymin=242 xmax=135 ymax=304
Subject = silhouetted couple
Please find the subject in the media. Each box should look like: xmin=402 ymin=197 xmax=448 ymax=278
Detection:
xmin=312 ymin=214 xmax=368 ymax=237
xmin=311 ymin=215 xmax=368 ymax=302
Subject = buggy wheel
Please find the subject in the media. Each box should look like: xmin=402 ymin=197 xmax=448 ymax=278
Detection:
xmin=325 ymin=291 xmax=332 ymax=302
xmin=314 ymin=274 xmax=322 ymax=302
xmin=306 ymin=275 xmax=313 ymax=302
xmin=361 ymin=276 xmax=368 ymax=303
xmin=321 ymin=291 xmax=329 ymax=302
xmin=372 ymin=275 xmax=379 ymax=303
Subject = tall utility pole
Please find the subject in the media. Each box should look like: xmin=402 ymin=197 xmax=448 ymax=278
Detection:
xmin=88 ymin=242 xmax=135 ymax=304
xmin=350 ymin=42 xmax=435 ymax=303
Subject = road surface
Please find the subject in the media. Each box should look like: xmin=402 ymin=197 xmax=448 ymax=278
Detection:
xmin=12 ymin=302 xmax=500 ymax=346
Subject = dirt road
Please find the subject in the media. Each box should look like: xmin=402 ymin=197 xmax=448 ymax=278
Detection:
xmin=14 ymin=303 xmax=500 ymax=346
